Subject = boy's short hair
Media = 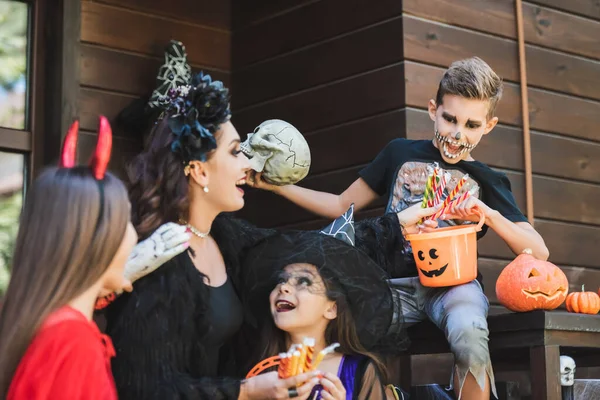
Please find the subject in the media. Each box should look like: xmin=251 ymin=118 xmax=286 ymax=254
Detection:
xmin=435 ymin=57 xmax=503 ymax=120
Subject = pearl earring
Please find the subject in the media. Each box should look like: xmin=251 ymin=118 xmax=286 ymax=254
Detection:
xmin=203 ymin=186 xmax=209 ymax=193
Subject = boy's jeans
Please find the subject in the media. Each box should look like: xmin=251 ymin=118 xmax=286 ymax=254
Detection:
xmin=389 ymin=277 xmax=497 ymax=399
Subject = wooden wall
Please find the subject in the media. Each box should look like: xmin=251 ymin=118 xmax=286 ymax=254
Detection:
xmin=77 ymin=0 xmax=231 ymax=175
xmin=402 ymin=0 xmax=600 ymax=391
xmin=401 ymin=0 xmax=600 ymax=313
xmin=232 ymin=0 xmax=406 ymax=228
xmin=233 ymin=0 xmax=600 ymax=311
xmin=232 ymin=0 xmax=600 ymax=391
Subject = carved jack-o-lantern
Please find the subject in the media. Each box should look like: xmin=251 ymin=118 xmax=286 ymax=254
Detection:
xmin=417 ymin=248 xmax=447 ymax=278
xmin=496 ymin=249 xmax=568 ymax=312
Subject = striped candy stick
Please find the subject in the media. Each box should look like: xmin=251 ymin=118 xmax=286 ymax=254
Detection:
xmin=421 ymin=174 xmax=433 ymax=208
xmin=434 ymin=171 xmax=448 ymax=205
xmin=303 ymin=338 xmax=315 ymax=372
xmin=444 ymin=174 xmax=469 ymax=206
xmin=428 ymin=188 xmax=477 ymax=221
xmin=310 ymin=343 xmax=340 ymax=371
xmin=278 ymin=353 xmax=289 ymax=378
xmin=429 ymin=167 xmax=439 ymax=207
xmin=289 ymin=350 xmax=302 ymax=376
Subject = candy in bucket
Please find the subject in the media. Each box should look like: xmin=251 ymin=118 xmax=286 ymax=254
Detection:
xmin=408 ymin=164 xmax=484 ymax=287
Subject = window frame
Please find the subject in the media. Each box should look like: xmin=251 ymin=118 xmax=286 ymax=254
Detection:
xmin=0 ymin=0 xmax=81 ymax=181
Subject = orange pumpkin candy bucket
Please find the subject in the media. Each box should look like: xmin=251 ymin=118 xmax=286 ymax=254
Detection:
xmin=406 ymin=213 xmax=485 ymax=288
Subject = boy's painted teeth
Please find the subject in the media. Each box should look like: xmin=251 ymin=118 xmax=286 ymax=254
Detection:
xmin=434 ymin=131 xmax=475 ymax=159
xmin=235 ymin=179 xmax=246 ymax=186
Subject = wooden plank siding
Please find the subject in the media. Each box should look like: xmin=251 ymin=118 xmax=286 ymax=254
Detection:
xmin=233 ymin=0 xmax=600 ymax=306
xmin=78 ymin=0 xmax=231 ymax=176
xmin=401 ymin=0 xmax=600 ymax=295
xmin=232 ymin=0 xmax=600 ymax=388
xmin=400 ymin=0 xmax=600 ymax=389
xmin=232 ymin=0 xmax=409 ymax=228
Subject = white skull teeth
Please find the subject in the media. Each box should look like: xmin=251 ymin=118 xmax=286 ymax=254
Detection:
xmin=434 ymin=131 xmax=476 ymax=159
xmin=235 ymin=178 xmax=246 ymax=186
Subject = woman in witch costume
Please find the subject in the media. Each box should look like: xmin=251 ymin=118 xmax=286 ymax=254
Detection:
xmin=0 ymin=117 xmax=137 ymax=399
xmin=103 ymin=43 xmax=321 ymax=399
xmin=240 ymin=206 xmax=409 ymax=400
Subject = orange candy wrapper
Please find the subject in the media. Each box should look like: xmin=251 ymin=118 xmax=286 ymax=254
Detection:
xmin=246 ymin=337 xmax=338 ymax=379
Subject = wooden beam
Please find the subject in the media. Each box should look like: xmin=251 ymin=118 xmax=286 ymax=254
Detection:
xmin=516 ymin=0 xmax=534 ymax=225
xmin=530 ymin=345 xmax=561 ymax=400
xmin=29 ymin=0 xmax=47 ymax=176
xmin=41 ymin=0 xmax=81 ymax=169
xmin=0 ymin=128 xmax=31 ymax=152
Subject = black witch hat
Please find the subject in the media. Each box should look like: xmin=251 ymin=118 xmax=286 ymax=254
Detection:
xmin=240 ymin=205 xmax=407 ymax=353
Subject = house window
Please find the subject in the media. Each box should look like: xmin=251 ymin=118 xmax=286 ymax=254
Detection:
xmin=0 ymin=152 xmax=24 ymax=294
xmin=0 ymin=0 xmax=28 ymax=130
xmin=0 ymin=0 xmax=30 ymax=295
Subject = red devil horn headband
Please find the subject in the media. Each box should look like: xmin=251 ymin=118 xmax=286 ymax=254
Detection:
xmin=59 ymin=120 xmax=79 ymax=168
xmin=58 ymin=116 xmax=113 ymax=180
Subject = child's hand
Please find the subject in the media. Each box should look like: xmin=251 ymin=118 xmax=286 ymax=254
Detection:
xmin=240 ymin=371 xmax=320 ymax=400
xmin=442 ymin=197 xmax=491 ymax=222
xmin=246 ymin=170 xmax=280 ymax=193
xmin=319 ymin=372 xmax=346 ymax=400
xmin=396 ymin=203 xmax=442 ymax=234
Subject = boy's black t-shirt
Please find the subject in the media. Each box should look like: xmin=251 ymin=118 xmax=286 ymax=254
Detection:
xmin=359 ymin=138 xmax=528 ymax=279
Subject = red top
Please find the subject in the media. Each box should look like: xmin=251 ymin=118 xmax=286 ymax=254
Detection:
xmin=8 ymin=306 xmax=117 ymax=400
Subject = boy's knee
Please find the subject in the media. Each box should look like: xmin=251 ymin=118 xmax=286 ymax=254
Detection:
xmin=448 ymin=316 xmax=490 ymax=365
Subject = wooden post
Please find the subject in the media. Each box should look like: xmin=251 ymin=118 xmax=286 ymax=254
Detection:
xmin=530 ymin=345 xmax=561 ymax=400
xmin=515 ymin=0 xmax=534 ymax=226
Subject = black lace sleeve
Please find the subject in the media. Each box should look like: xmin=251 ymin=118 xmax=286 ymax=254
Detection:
xmin=105 ymin=257 xmax=241 ymax=400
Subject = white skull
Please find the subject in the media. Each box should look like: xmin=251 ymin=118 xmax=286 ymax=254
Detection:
xmin=560 ymin=355 xmax=576 ymax=386
xmin=241 ymin=119 xmax=311 ymax=186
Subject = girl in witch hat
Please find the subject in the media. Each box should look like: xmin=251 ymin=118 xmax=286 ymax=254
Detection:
xmin=0 ymin=117 xmax=138 ymax=399
xmin=240 ymin=205 xmax=410 ymax=400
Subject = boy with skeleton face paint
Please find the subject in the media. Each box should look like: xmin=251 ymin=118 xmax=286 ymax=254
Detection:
xmin=249 ymin=57 xmax=549 ymax=400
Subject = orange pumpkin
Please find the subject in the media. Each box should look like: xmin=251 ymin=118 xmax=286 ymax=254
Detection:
xmin=496 ymin=249 xmax=568 ymax=312
xmin=565 ymin=285 xmax=600 ymax=314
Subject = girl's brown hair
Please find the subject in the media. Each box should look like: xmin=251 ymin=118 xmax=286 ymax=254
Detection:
xmin=0 ymin=166 xmax=129 ymax=396
xmin=259 ymin=275 xmax=388 ymax=381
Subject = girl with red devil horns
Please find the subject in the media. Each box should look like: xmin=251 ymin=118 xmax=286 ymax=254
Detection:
xmin=0 ymin=117 xmax=138 ymax=400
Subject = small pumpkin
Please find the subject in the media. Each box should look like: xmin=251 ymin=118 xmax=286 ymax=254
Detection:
xmin=496 ymin=249 xmax=568 ymax=312
xmin=565 ymin=285 xmax=600 ymax=315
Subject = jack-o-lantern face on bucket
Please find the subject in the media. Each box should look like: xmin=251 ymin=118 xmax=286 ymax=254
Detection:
xmin=417 ymin=248 xmax=448 ymax=278
xmin=407 ymin=221 xmax=482 ymax=288
xmin=496 ymin=249 xmax=568 ymax=312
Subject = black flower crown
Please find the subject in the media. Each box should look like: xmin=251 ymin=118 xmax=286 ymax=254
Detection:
xmin=167 ymin=72 xmax=231 ymax=164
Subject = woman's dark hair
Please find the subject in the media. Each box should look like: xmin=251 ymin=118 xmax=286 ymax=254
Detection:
xmin=0 ymin=167 xmax=129 ymax=396
xmin=126 ymin=73 xmax=231 ymax=239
